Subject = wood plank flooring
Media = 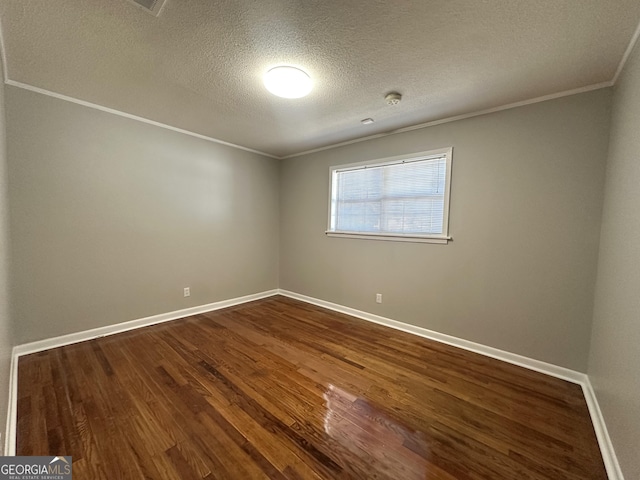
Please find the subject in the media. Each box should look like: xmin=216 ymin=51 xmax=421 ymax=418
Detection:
xmin=17 ymin=295 xmax=607 ymax=479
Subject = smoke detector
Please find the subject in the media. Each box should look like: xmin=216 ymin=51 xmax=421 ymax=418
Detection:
xmin=126 ymin=0 xmax=168 ymax=16
xmin=385 ymin=92 xmax=402 ymax=105
xmin=384 ymin=92 xmax=402 ymax=105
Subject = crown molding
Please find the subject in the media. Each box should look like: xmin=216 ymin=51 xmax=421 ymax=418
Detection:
xmin=612 ymin=17 xmax=640 ymax=85
xmin=0 ymin=14 xmax=636 ymax=162
xmin=280 ymin=81 xmax=613 ymax=159
xmin=0 ymin=17 xmax=8 ymax=83
xmin=4 ymin=80 xmax=279 ymax=159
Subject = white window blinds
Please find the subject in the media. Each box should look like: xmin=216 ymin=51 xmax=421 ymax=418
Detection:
xmin=328 ymin=149 xmax=452 ymax=243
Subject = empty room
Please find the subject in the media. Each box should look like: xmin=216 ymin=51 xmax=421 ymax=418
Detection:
xmin=0 ymin=0 xmax=639 ymax=479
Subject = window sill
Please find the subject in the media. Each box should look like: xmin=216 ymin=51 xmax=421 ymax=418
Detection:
xmin=325 ymin=231 xmax=451 ymax=244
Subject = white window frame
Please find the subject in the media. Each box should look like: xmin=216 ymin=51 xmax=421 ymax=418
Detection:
xmin=326 ymin=147 xmax=453 ymax=244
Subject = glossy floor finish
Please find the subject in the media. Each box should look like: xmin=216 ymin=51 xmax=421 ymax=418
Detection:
xmin=17 ymin=296 xmax=607 ymax=479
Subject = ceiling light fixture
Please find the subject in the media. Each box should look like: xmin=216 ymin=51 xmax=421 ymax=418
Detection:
xmin=361 ymin=118 xmax=374 ymax=125
xmin=264 ymin=66 xmax=312 ymax=99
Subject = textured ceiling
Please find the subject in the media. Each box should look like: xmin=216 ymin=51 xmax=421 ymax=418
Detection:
xmin=1 ymin=0 xmax=639 ymax=157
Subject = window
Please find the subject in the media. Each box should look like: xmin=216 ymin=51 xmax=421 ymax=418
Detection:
xmin=327 ymin=148 xmax=452 ymax=244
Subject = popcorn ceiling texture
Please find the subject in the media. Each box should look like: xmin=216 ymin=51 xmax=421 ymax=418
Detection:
xmin=0 ymin=0 xmax=638 ymax=157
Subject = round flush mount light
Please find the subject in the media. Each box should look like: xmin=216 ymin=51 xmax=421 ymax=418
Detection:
xmin=264 ymin=66 xmax=312 ymax=99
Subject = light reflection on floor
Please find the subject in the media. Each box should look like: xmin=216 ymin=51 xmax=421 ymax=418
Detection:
xmin=323 ymin=384 xmax=440 ymax=479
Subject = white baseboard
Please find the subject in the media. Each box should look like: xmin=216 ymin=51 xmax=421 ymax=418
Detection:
xmin=5 ymin=288 xmax=279 ymax=455
xmin=581 ymin=378 xmax=625 ymax=480
xmin=277 ymin=289 xmax=624 ymax=480
xmin=13 ymin=289 xmax=278 ymax=357
xmin=4 ymin=349 xmax=17 ymax=456
xmin=4 ymin=288 xmax=624 ymax=479
xmin=277 ymin=289 xmax=584 ymax=383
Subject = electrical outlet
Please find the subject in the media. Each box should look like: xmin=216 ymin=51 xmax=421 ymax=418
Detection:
xmin=376 ymin=293 xmax=382 ymax=304
xmin=184 ymin=287 xmax=190 ymax=297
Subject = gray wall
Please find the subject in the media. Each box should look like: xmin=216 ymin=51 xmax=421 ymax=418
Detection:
xmin=0 ymin=53 xmax=13 ymax=453
xmin=588 ymin=40 xmax=640 ymax=479
xmin=1 ymin=51 xmax=634 ymax=469
xmin=280 ymin=89 xmax=612 ymax=371
xmin=6 ymin=86 xmax=279 ymax=344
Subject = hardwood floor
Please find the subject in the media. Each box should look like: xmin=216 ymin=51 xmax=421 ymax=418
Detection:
xmin=17 ymin=295 xmax=606 ymax=479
